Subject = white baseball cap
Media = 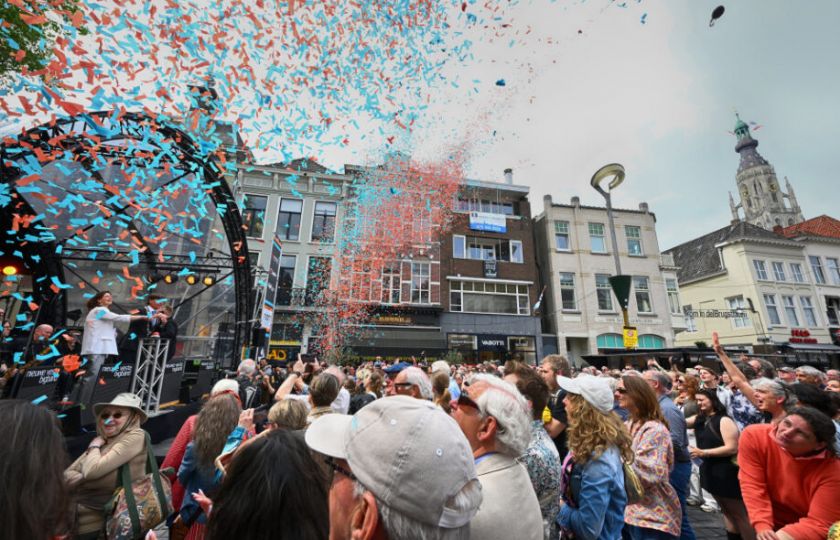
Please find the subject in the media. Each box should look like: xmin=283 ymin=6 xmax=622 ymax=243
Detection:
xmin=305 ymin=395 xmax=480 ymax=528
xmin=556 ymin=374 xmax=614 ymax=414
xmin=431 ymin=360 xmax=451 ymax=376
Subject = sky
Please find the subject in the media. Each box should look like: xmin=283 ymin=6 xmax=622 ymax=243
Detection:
xmin=352 ymin=0 xmax=840 ymax=250
xmin=3 ymin=0 xmax=839 ymax=252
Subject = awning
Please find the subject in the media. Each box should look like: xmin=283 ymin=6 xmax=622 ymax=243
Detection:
xmin=778 ymin=343 xmax=840 ymax=353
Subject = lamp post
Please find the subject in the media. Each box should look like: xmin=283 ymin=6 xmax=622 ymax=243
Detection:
xmin=591 ymin=164 xmax=634 ymax=337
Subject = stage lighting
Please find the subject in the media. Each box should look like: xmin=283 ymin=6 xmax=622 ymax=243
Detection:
xmin=185 ymin=274 xmax=199 ymax=285
xmin=2 ymin=264 xmax=18 ymax=277
xmin=202 ymin=274 xmax=216 ymax=287
xmin=163 ymin=273 xmax=178 ymax=284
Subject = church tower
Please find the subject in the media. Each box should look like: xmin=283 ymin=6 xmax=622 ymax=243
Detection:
xmin=729 ymin=113 xmax=804 ymax=229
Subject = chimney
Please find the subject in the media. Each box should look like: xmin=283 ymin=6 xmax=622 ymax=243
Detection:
xmin=543 ymin=194 xmax=553 ymax=207
xmin=503 ymin=168 xmax=513 ymax=184
xmin=571 ymin=196 xmax=580 ymax=207
xmin=638 ymin=202 xmax=649 ymax=213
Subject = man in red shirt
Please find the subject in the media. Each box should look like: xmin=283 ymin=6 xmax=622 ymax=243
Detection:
xmin=738 ymin=406 xmax=840 ymax=540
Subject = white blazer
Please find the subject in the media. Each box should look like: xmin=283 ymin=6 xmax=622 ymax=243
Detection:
xmin=81 ymin=307 xmax=133 ymax=356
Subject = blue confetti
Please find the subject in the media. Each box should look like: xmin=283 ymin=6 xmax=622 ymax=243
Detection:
xmin=31 ymin=395 xmax=48 ymax=405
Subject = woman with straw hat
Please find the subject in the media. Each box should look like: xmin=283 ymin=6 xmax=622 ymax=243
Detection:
xmin=65 ymin=392 xmax=149 ymax=539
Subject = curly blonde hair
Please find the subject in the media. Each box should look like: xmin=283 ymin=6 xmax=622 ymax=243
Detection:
xmin=566 ymin=394 xmax=634 ymax=465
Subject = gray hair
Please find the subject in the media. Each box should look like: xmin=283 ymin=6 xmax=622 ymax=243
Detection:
xmin=211 ymin=379 xmax=240 ymax=396
xmin=796 ymin=366 xmax=825 ymax=381
xmin=751 ymin=378 xmax=796 ymax=407
xmin=645 ymin=370 xmax=673 ymax=394
xmin=238 ymin=359 xmax=256 ymax=376
xmin=353 ymin=479 xmax=480 ymax=540
xmin=403 ymin=367 xmax=433 ymax=400
xmin=470 ymin=374 xmax=531 ymax=457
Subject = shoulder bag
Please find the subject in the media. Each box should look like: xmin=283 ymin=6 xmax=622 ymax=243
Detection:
xmin=104 ymin=432 xmax=173 ymax=540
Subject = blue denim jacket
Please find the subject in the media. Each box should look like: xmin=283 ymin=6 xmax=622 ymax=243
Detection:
xmin=557 ymin=446 xmax=627 ymax=540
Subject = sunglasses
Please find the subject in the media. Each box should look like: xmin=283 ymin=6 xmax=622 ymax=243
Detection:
xmin=456 ymin=393 xmax=482 ymax=412
xmin=100 ymin=412 xmax=124 ymax=420
xmin=615 ymin=388 xmax=628 ymax=394
xmin=325 ymin=457 xmax=359 ymax=484
xmin=393 ymin=382 xmax=414 ymax=388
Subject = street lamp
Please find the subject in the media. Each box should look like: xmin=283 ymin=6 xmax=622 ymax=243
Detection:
xmin=590 ymin=163 xmax=633 ymax=333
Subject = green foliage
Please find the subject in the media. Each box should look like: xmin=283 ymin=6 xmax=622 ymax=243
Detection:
xmin=0 ymin=1 xmax=84 ymax=80
xmin=694 ymin=341 xmax=708 ymax=349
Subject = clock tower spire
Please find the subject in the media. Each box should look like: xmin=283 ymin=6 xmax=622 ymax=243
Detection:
xmin=732 ymin=113 xmax=804 ymax=229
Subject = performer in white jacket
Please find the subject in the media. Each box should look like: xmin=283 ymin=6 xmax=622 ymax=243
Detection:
xmin=76 ymin=291 xmax=151 ymax=407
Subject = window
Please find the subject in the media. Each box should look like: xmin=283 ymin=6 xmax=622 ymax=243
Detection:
xmin=684 ymin=305 xmax=697 ymax=332
xmin=763 ymin=294 xmax=781 ymax=326
xmin=461 ymin=237 xmax=523 ymax=262
xmin=589 ymin=223 xmax=606 ymax=253
xmin=810 ymin=256 xmax=826 ymax=284
xmin=453 ymin=235 xmax=466 ymax=259
xmin=510 ymin=240 xmax=523 ymax=263
xmin=634 ymin=276 xmax=652 ymax=313
xmin=753 ymin=260 xmax=768 ymax=280
xmin=782 ymin=296 xmax=800 ymax=326
xmin=726 ymin=296 xmax=751 ymax=328
xmin=595 ymin=274 xmax=614 ymax=311
xmin=771 ymin=262 xmax=786 ymax=282
xmin=625 ymin=225 xmax=643 ymax=256
xmin=456 ymin=199 xmax=515 ymax=216
xmin=381 ymin=263 xmax=401 ymax=304
xmin=275 ymin=255 xmax=297 ymax=306
xmin=827 ymin=258 xmax=840 ymax=285
xmin=790 ymin=263 xmax=806 ymax=283
xmin=410 ymin=262 xmax=430 ymax=304
xmin=666 ymin=278 xmax=681 ymax=314
xmin=276 ymin=198 xmax=303 ymax=240
xmin=555 ymin=221 xmax=570 ymax=251
xmin=311 ymin=201 xmax=337 ymax=242
xmin=800 ymin=296 xmax=818 ymax=327
xmin=449 ymin=281 xmax=530 ymax=315
xmin=559 ymin=272 xmax=576 ymax=311
xmin=305 ymin=257 xmax=332 ymax=306
xmin=242 ymin=194 xmax=267 ymax=238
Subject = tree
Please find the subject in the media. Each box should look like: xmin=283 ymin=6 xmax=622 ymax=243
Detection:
xmin=0 ymin=1 xmax=84 ymax=81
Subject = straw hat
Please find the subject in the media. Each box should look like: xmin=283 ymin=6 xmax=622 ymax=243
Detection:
xmin=92 ymin=392 xmax=148 ymax=423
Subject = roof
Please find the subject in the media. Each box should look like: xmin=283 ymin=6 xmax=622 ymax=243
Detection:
xmin=779 ymin=215 xmax=840 ymax=240
xmin=664 ymin=221 xmax=796 ymax=284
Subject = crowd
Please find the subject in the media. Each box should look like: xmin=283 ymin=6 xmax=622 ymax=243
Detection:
xmin=2 ymin=329 xmax=840 ymax=539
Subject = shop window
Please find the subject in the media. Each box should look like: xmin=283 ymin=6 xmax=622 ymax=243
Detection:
xmin=596 ymin=333 xmax=623 ymax=349
xmin=638 ymin=334 xmax=665 ymax=349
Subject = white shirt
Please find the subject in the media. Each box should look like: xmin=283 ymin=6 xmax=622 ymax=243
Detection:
xmin=81 ymin=307 xmax=133 ymax=356
xmin=331 ymin=387 xmax=351 ymax=414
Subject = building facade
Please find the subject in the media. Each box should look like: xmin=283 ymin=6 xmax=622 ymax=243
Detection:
xmin=439 ymin=176 xmax=543 ymax=364
xmin=237 ymin=159 xmax=353 ymax=361
xmin=535 ymin=195 xmax=684 ymax=365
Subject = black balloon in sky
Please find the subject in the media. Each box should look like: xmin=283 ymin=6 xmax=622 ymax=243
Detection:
xmin=710 ymin=5 xmax=725 ymax=27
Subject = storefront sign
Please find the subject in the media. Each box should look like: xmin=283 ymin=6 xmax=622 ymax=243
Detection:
xmin=478 ymin=334 xmax=507 ymax=350
xmin=789 ymin=328 xmax=818 ymax=344
xmin=260 ymin=236 xmax=283 ymax=330
xmin=469 ymin=211 xmax=506 ymax=233
xmin=372 ymin=315 xmax=413 ymax=326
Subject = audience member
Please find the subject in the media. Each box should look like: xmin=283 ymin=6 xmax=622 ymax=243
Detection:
xmin=267 ymin=398 xmax=309 ymax=430
xmin=206 ymin=429 xmax=329 ymax=540
xmin=505 ymin=362 xmax=561 ymax=539
xmin=617 ymin=375 xmax=682 ymax=539
xmin=739 ymin=406 xmax=840 ymax=540
xmin=452 ymin=374 xmax=542 ymax=540
xmin=0 ymin=400 xmax=71 ymax=540
xmin=393 ymin=366 xmax=433 ymax=400
xmin=432 ymin=370 xmax=453 ymax=414
xmin=64 ymin=393 xmax=150 ymax=539
xmin=556 ymin=374 xmax=632 ymax=540
xmin=175 ymin=392 xmax=241 ymax=539
xmin=644 ymin=369 xmax=696 ymax=540
xmin=538 ymin=354 xmax=571 ymax=460
xmin=306 ymin=396 xmax=482 ymax=540
xmin=687 ymin=389 xmax=755 ymax=540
